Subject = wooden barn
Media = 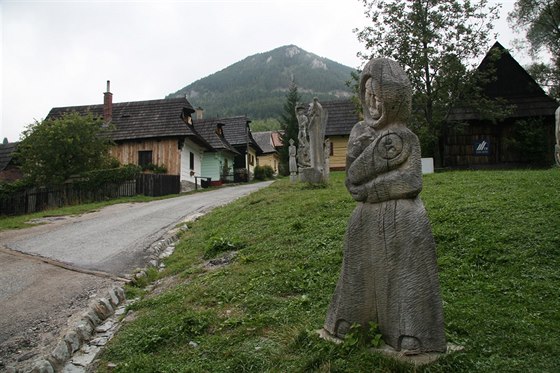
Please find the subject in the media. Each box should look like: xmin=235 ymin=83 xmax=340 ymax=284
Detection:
xmin=445 ymin=42 xmax=559 ymax=168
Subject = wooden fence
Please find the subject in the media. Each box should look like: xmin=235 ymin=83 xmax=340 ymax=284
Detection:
xmin=136 ymin=174 xmax=180 ymax=197
xmin=0 ymin=174 xmax=180 ymax=216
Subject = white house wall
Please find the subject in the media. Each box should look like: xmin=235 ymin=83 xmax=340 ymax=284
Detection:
xmin=180 ymin=139 xmax=205 ymax=186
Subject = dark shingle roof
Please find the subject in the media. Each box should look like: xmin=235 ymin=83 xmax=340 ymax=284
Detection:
xmin=448 ymin=42 xmax=559 ymax=121
xmin=194 ymin=116 xmax=262 ymax=153
xmin=192 ymin=119 xmax=240 ymax=155
xmin=46 ymin=98 xmax=211 ymax=145
xmin=323 ymin=99 xmax=360 ymax=136
xmin=0 ymin=142 xmax=18 ymax=171
xmin=252 ymin=132 xmax=277 ymax=154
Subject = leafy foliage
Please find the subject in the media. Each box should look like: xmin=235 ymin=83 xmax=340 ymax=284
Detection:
xmin=354 ymin=0 xmax=503 ymax=165
xmin=204 ymin=237 xmax=246 ymax=260
xmin=167 ymin=45 xmax=355 ymax=120
xmin=504 ymin=117 xmax=551 ymax=164
xmin=253 ymin=165 xmax=275 ymax=180
xmin=509 ymin=0 xmax=560 ymax=99
xmin=15 ymin=112 xmax=114 ymax=185
xmin=526 ymin=62 xmax=560 ymax=99
xmin=249 ymin=118 xmax=282 ymax=132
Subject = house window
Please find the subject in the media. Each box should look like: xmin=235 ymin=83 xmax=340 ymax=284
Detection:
xmin=330 ymin=141 xmax=334 ymax=156
xmin=249 ymin=154 xmax=255 ymax=166
xmin=189 ymin=152 xmax=195 ymax=170
xmin=138 ymin=150 xmax=153 ymax=167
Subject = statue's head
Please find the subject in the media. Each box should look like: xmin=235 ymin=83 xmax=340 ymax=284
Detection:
xmin=359 ymin=58 xmax=412 ymax=129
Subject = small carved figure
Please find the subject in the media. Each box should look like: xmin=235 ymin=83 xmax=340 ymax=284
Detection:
xmin=289 ymin=138 xmax=297 ymax=183
xmin=323 ymin=58 xmax=446 ymax=354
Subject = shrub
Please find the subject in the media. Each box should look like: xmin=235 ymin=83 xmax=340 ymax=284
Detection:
xmin=254 ymin=165 xmax=275 ymax=180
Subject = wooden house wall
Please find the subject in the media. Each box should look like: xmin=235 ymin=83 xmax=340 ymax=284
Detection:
xmin=110 ymin=139 xmax=181 ymax=175
xmin=328 ymin=135 xmax=349 ymax=170
xmin=443 ymin=118 xmax=555 ymax=167
xmin=256 ymin=153 xmax=280 ymax=174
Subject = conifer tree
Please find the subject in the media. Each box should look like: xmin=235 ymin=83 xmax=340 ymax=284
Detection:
xmin=278 ymin=81 xmax=301 ymax=175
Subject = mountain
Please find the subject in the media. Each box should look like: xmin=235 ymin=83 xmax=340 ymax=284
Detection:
xmin=166 ymin=45 xmax=356 ymax=120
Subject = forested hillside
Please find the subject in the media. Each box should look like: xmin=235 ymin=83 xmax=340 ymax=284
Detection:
xmin=167 ymin=45 xmax=356 ymax=120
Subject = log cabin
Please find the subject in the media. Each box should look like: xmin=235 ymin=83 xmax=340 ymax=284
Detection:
xmin=445 ymin=42 xmax=559 ymax=168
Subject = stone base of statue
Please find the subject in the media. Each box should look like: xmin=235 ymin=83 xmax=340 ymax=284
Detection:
xmin=316 ymin=329 xmax=463 ymax=366
xmin=290 ymin=172 xmax=297 ymax=183
xmin=299 ymin=167 xmax=325 ymax=184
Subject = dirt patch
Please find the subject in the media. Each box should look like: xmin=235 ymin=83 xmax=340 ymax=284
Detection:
xmin=0 ymin=250 xmax=120 ymax=372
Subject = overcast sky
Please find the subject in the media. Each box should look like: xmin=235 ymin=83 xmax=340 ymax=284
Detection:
xmin=0 ymin=0 xmax=531 ymax=142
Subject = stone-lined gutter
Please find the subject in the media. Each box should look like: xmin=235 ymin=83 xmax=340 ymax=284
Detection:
xmin=7 ymin=224 xmax=190 ymax=373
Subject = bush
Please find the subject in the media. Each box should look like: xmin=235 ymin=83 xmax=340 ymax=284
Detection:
xmin=254 ymin=165 xmax=275 ymax=180
xmin=74 ymin=164 xmax=141 ymax=191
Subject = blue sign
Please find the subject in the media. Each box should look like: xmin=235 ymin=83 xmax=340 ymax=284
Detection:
xmin=473 ymin=140 xmax=490 ymax=155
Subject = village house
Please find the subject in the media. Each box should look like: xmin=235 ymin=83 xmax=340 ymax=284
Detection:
xmin=445 ymin=42 xmax=559 ymax=168
xmin=252 ymin=131 xmax=280 ymax=175
xmin=0 ymin=141 xmax=23 ymax=182
xmin=191 ymin=118 xmax=240 ymax=185
xmin=322 ymin=99 xmax=360 ymax=170
xmin=194 ymin=114 xmax=262 ymax=181
xmin=46 ymin=82 xmax=214 ymax=191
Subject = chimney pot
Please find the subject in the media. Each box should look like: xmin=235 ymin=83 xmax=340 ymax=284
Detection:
xmin=103 ymin=80 xmax=113 ymax=124
xmin=195 ymin=106 xmax=204 ymax=120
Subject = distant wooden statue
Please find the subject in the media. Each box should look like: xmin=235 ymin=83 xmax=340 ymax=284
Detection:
xmin=323 ymin=58 xmax=446 ymax=354
xmin=296 ymin=104 xmax=311 ymax=168
xmin=296 ymin=98 xmax=328 ymax=183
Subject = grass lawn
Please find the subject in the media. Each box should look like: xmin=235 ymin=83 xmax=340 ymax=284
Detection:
xmin=98 ymin=170 xmax=560 ymax=372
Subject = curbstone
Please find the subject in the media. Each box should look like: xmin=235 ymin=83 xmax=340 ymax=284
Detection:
xmin=92 ymin=298 xmax=114 ymax=320
xmin=48 ymin=340 xmax=71 ymax=370
xmin=113 ymin=287 xmax=125 ymax=303
xmin=82 ymin=308 xmax=102 ymax=328
xmin=74 ymin=320 xmax=94 ymax=341
xmin=31 ymin=359 xmax=54 ymax=373
xmin=107 ymin=289 xmax=120 ymax=308
xmin=64 ymin=331 xmax=82 ymax=354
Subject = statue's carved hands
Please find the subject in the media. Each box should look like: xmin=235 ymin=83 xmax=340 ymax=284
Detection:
xmin=346 ymin=180 xmax=367 ymax=201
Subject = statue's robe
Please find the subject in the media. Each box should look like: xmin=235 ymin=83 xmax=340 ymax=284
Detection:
xmin=324 ymin=122 xmax=446 ymax=353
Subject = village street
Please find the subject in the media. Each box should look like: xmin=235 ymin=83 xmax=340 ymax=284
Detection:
xmin=0 ymin=181 xmax=273 ymax=368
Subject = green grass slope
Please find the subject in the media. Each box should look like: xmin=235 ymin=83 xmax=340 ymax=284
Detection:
xmin=100 ymin=170 xmax=560 ymax=372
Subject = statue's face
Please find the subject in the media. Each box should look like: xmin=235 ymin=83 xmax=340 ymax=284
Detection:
xmin=365 ymin=78 xmax=387 ymax=129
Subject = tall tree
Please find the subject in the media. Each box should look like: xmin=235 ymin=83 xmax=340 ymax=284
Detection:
xmin=354 ymin=0 xmax=502 ymax=166
xmin=278 ymin=81 xmax=301 ymax=175
xmin=16 ymin=112 xmax=114 ymax=185
xmin=508 ymin=0 xmax=560 ymax=99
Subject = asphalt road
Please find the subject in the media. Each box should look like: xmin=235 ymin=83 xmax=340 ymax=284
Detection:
xmin=0 ymin=181 xmax=273 ymax=367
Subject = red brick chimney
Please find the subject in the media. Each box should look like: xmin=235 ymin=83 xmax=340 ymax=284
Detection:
xmin=103 ymin=80 xmax=113 ymax=124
